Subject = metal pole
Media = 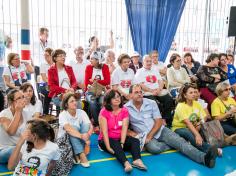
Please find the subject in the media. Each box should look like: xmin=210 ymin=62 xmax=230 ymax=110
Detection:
xmin=20 ymin=0 xmax=30 ymax=63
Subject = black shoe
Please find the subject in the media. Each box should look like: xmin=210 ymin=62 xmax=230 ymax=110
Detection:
xmin=204 ymin=146 xmax=218 ymax=168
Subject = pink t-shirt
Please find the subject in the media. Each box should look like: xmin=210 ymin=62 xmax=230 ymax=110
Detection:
xmin=98 ymin=107 xmax=129 ymax=140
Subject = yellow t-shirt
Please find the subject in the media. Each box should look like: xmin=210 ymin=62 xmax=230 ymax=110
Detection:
xmin=211 ymin=97 xmax=236 ymax=117
xmin=172 ymin=101 xmax=206 ymax=131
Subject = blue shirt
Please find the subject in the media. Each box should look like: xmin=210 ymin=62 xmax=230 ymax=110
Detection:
xmin=227 ymin=64 xmax=236 ymax=85
xmin=125 ymin=98 xmax=164 ymax=139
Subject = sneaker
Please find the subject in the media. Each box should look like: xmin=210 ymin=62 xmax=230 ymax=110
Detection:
xmin=204 ymin=146 xmax=218 ymax=168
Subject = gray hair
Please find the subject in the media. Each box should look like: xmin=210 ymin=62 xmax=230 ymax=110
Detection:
xmin=215 ymin=82 xmax=230 ymax=96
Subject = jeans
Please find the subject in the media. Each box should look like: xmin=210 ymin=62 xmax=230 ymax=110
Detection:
xmin=0 ymin=146 xmax=15 ymax=164
xmin=220 ymin=119 xmax=236 ymax=135
xmin=38 ymin=85 xmax=51 ymax=115
xmin=145 ymin=127 xmax=206 ymax=164
xmin=0 ymin=66 xmax=5 ymax=90
xmin=98 ymin=136 xmax=141 ymax=165
xmin=175 ymin=128 xmax=210 ymax=153
xmin=85 ymin=92 xmax=103 ymax=126
xmin=69 ymin=123 xmax=90 ymax=155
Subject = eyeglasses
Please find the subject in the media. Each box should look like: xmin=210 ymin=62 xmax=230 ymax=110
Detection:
xmin=223 ymin=88 xmax=231 ymax=92
xmin=57 ymin=54 xmax=66 ymax=58
xmin=14 ymin=96 xmax=25 ymax=101
xmin=133 ymin=91 xmax=143 ymax=95
xmin=175 ymin=59 xmax=181 ymax=62
xmin=112 ymin=94 xmax=121 ymax=99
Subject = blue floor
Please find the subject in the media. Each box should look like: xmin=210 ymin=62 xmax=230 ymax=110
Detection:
xmin=1 ymin=135 xmax=236 ymax=176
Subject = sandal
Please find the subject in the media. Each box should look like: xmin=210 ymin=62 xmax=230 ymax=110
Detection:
xmin=132 ymin=162 xmax=147 ymax=171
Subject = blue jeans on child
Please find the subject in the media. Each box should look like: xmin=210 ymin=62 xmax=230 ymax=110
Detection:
xmin=69 ymin=123 xmax=90 ymax=155
xmin=0 ymin=146 xmax=15 ymax=163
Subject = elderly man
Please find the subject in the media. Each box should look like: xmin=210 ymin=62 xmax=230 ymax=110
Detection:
xmin=125 ymin=84 xmax=218 ymax=168
xmin=134 ymin=55 xmax=175 ymax=126
xmin=69 ymin=46 xmax=89 ymax=89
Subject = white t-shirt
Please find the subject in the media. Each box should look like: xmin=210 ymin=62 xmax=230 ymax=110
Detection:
xmin=40 ymin=62 xmax=50 ymax=78
xmin=69 ymin=59 xmax=89 ymax=84
xmin=31 ymin=40 xmax=53 ymax=67
xmin=92 ymin=68 xmax=104 ymax=80
xmin=58 ymin=69 xmax=70 ymax=89
xmin=58 ymin=109 xmax=91 ymax=138
xmin=3 ymin=64 xmax=28 ymax=89
xmin=24 ymin=99 xmax=43 ymax=118
xmin=135 ymin=67 xmax=162 ymax=95
xmin=0 ymin=108 xmax=32 ymax=149
xmin=152 ymin=61 xmax=165 ymax=71
xmin=13 ymin=140 xmax=60 ymax=176
xmin=111 ymin=67 xmax=134 ymax=95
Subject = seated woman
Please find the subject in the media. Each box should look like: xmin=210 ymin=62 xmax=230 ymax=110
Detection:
xmin=3 ymin=53 xmax=34 ymax=93
xmin=48 ymin=49 xmax=80 ymax=108
xmin=182 ymin=52 xmax=200 ymax=82
xmin=197 ymin=53 xmax=227 ymax=106
xmin=57 ymin=93 xmax=93 ymax=167
xmin=211 ymin=82 xmax=236 ymax=135
xmin=104 ymin=49 xmax=116 ymax=74
xmin=172 ymin=83 xmax=222 ymax=156
xmin=20 ymin=82 xmax=43 ymax=119
xmin=219 ymin=53 xmax=236 ymax=96
xmin=39 ymin=47 xmax=54 ymax=115
xmin=98 ymin=90 xmax=147 ymax=173
xmin=111 ymin=54 xmax=134 ymax=102
xmin=8 ymin=119 xmax=60 ymax=175
xmin=85 ymin=51 xmax=110 ymax=132
xmin=0 ymin=89 xmax=31 ymax=163
xmin=167 ymin=53 xmax=191 ymax=98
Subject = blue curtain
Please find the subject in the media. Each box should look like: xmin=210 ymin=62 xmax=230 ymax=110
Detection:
xmin=125 ymin=0 xmax=186 ymax=62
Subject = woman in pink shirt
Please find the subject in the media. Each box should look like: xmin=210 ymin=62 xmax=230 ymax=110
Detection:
xmin=98 ymin=90 xmax=147 ymax=173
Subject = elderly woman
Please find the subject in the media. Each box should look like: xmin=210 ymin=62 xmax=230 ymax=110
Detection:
xmin=167 ymin=53 xmax=191 ymax=98
xmin=197 ymin=53 xmax=227 ymax=106
xmin=20 ymin=82 xmax=43 ymax=119
xmin=48 ymin=49 xmax=80 ymax=108
xmin=111 ymin=54 xmax=134 ymax=102
xmin=58 ymin=93 xmax=93 ymax=167
xmin=3 ymin=53 xmax=34 ymax=93
xmin=104 ymin=49 xmax=116 ymax=74
xmin=211 ymin=82 xmax=236 ymax=135
xmin=85 ymin=51 xmax=110 ymax=132
xmin=99 ymin=90 xmax=147 ymax=173
xmin=0 ymin=89 xmax=31 ymax=163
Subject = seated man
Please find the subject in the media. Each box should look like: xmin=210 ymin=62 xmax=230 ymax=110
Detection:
xmin=125 ymin=84 xmax=217 ymax=168
xmin=134 ymin=55 xmax=175 ymax=126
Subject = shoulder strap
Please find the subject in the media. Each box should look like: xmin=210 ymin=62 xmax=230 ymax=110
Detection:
xmin=8 ymin=66 xmax=14 ymax=81
xmin=218 ymin=98 xmax=230 ymax=111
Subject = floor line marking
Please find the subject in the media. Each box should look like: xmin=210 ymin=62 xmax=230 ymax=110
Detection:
xmin=0 ymin=150 xmax=177 ymax=175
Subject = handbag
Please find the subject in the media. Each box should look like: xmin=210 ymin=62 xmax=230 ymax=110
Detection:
xmin=200 ymin=120 xmax=225 ymax=147
xmin=52 ymin=134 xmax=74 ymax=176
xmin=87 ymin=81 xmax=106 ymax=97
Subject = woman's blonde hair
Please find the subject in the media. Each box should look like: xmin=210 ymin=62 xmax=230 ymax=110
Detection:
xmin=215 ymin=82 xmax=230 ymax=96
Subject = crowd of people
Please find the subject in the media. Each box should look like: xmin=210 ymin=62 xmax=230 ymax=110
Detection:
xmin=0 ymin=27 xmax=236 ymax=175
